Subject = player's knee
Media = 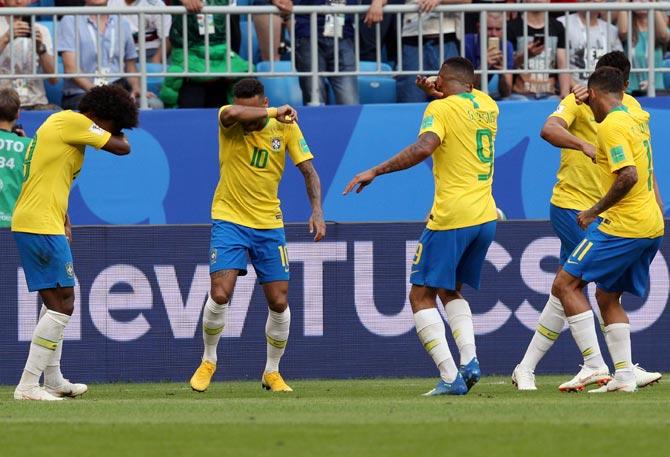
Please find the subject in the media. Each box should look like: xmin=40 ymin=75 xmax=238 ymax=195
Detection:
xmin=266 ymin=291 xmax=288 ymax=312
xmin=58 ymin=288 xmax=75 ymax=316
xmin=210 ymin=287 xmax=232 ymax=305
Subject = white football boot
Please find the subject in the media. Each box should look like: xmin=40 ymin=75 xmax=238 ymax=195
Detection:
xmin=512 ymin=364 xmax=537 ymax=391
xmin=45 ymin=379 xmax=88 ymax=398
xmin=633 ymin=365 xmax=662 ymax=388
xmin=14 ymin=384 xmax=63 ymax=401
xmin=589 ymin=377 xmax=637 ymax=393
xmin=559 ymin=365 xmax=611 ymax=392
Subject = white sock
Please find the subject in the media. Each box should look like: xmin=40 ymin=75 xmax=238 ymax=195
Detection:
xmin=519 ymin=294 xmax=565 ymax=371
xmin=201 ymin=294 xmax=228 ymax=364
xmin=37 ymin=306 xmax=66 ymax=387
xmin=603 ymin=323 xmax=634 ymax=382
xmin=19 ymin=310 xmax=70 ymax=387
xmin=414 ymin=308 xmax=458 ymax=383
xmin=567 ymin=310 xmax=606 ymax=369
xmin=443 ymin=298 xmax=477 ymax=365
xmin=265 ymin=307 xmax=290 ymax=373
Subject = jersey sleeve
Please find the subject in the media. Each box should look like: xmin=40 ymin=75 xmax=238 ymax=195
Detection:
xmin=418 ymin=101 xmax=447 ymax=142
xmin=59 ymin=112 xmax=112 ymax=149
xmin=286 ymin=122 xmax=314 ymax=166
xmin=599 ymin=119 xmax=636 ymax=173
xmin=549 ymin=93 xmax=579 ymax=127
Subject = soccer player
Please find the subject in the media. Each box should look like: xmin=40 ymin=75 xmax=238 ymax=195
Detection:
xmin=0 ymin=88 xmax=31 ymax=228
xmin=11 ymin=85 xmax=138 ymax=401
xmin=512 ymin=51 xmax=662 ymax=391
xmin=552 ymin=66 xmax=663 ymax=393
xmin=343 ymin=57 xmax=498 ymax=396
xmin=189 ymin=78 xmax=326 ymax=393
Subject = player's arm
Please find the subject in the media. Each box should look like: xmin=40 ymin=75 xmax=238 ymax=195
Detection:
xmin=64 ymin=212 xmax=72 ymax=243
xmin=296 ymin=160 xmax=326 ymax=241
xmin=101 ymin=133 xmax=131 ymax=156
xmin=577 ymin=165 xmax=638 ymax=229
xmin=219 ymin=105 xmax=297 ymax=128
xmin=653 ymin=175 xmax=664 ymax=214
xmin=540 ymin=116 xmax=595 ymax=161
xmin=342 ymin=132 xmax=440 ymax=194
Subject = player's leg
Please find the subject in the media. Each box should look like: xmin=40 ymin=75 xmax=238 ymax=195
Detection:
xmin=250 ymin=227 xmax=293 ymax=392
xmin=190 ymin=221 xmax=248 ymax=392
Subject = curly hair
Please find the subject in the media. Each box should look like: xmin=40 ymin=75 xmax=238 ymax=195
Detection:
xmin=0 ymin=88 xmax=20 ymax=122
xmin=78 ymin=85 xmax=139 ymax=132
xmin=595 ymin=51 xmax=631 ymax=83
xmin=588 ymin=66 xmax=625 ymax=94
xmin=233 ymin=78 xmax=265 ymax=99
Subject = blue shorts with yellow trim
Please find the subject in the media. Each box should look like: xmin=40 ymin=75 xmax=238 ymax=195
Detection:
xmin=410 ymin=220 xmax=496 ymax=291
xmin=562 ymin=228 xmax=662 ymax=297
xmin=13 ymin=232 xmax=75 ymax=292
xmin=550 ymin=204 xmax=601 ymax=265
xmin=209 ymin=220 xmax=289 ymax=284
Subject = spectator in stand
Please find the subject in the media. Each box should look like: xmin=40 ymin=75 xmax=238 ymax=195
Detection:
xmin=294 ymin=0 xmax=359 ymax=105
xmin=507 ymin=0 xmax=570 ymax=100
xmin=397 ymin=0 xmax=470 ymax=103
xmin=108 ymin=0 xmax=172 ymax=65
xmin=252 ymin=0 xmax=291 ymax=62
xmin=617 ymin=0 xmax=670 ymax=94
xmin=464 ymin=11 xmax=513 ymax=99
xmin=359 ymin=0 xmax=405 ymax=65
xmin=160 ymin=0 xmax=248 ymax=108
xmin=0 ymin=0 xmax=60 ymax=110
xmin=559 ymin=0 xmax=623 ymax=87
xmin=58 ymin=0 xmax=164 ymax=109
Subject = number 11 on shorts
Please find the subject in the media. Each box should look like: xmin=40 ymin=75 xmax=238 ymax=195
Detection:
xmin=278 ymin=245 xmax=290 ymax=272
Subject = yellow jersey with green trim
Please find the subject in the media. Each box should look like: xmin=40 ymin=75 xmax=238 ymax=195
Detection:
xmin=596 ymin=106 xmax=663 ymax=239
xmin=418 ymin=89 xmax=498 ymax=231
xmin=548 ymin=93 xmax=642 ymax=211
xmin=211 ymin=106 xmax=314 ymax=229
xmin=11 ymin=110 xmax=111 ymax=235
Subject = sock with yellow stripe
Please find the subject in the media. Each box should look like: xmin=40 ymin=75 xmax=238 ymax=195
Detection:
xmin=603 ymin=323 xmax=635 ymax=382
xmin=265 ymin=307 xmax=290 ymax=373
xmin=19 ymin=310 xmax=70 ymax=387
xmin=443 ymin=298 xmax=477 ymax=365
xmin=202 ymin=294 xmax=228 ymax=364
xmin=519 ymin=294 xmax=565 ymax=371
xmin=567 ymin=310 xmax=606 ymax=369
xmin=414 ymin=308 xmax=458 ymax=383
xmin=37 ymin=305 xmax=66 ymax=387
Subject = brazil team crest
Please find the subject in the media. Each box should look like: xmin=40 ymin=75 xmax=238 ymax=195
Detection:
xmin=210 ymin=248 xmax=217 ymax=264
xmin=271 ymin=137 xmax=282 ymax=151
xmin=65 ymin=262 xmax=75 ymax=278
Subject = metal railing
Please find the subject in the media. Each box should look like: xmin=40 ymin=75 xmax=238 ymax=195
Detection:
xmin=1 ymin=3 xmax=669 ymax=107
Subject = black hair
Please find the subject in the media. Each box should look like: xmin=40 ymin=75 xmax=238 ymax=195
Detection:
xmin=78 ymin=85 xmax=138 ymax=131
xmin=0 ymin=88 xmax=20 ymax=122
xmin=588 ymin=66 xmax=625 ymax=93
xmin=440 ymin=57 xmax=476 ymax=84
xmin=233 ymin=78 xmax=265 ymax=99
xmin=596 ymin=51 xmax=631 ymax=82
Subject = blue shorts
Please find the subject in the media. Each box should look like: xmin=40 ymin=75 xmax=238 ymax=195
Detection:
xmin=550 ymin=204 xmax=601 ymax=265
xmin=562 ymin=228 xmax=662 ymax=297
xmin=209 ymin=220 xmax=289 ymax=284
xmin=13 ymin=232 xmax=75 ymax=292
xmin=410 ymin=221 xmax=497 ymax=291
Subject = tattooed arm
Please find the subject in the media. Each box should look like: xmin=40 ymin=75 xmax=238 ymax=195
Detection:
xmin=342 ymin=132 xmax=441 ymax=195
xmin=576 ymin=165 xmax=638 ymax=229
xmin=297 ymin=159 xmax=326 ymax=241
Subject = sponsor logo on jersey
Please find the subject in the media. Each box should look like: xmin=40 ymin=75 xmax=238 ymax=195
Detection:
xmin=89 ymin=123 xmax=106 ymax=136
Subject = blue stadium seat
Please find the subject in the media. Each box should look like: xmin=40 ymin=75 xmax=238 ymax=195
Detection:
xmin=357 ymin=61 xmax=396 ymax=104
xmin=239 ymin=16 xmax=261 ymax=64
xmin=45 ymin=59 xmax=64 ymax=106
xmin=145 ymin=62 xmax=165 ymax=95
xmin=256 ymin=61 xmax=304 ymax=106
xmin=664 ymin=59 xmax=670 ymax=89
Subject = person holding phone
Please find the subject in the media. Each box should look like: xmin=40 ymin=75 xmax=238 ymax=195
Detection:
xmin=463 ymin=11 xmax=514 ymax=99
xmin=506 ymin=0 xmax=570 ymax=100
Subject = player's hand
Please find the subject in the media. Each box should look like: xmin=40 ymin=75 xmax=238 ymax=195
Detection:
xmin=417 ymin=0 xmax=439 ymax=13
xmin=181 ymin=0 xmax=204 ymax=13
xmin=308 ymin=211 xmax=326 ymax=242
xmin=343 ymin=169 xmax=376 ymax=195
xmin=577 ymin=209 xmax=597 ymax=230
xmin=364 ymin=0 xmax=384 ymax=26
xmin=64 ymin=219 xmax=73 ymax=244
xmin=572 ymin=84 xmax=588 ymax=105
xmin=581 ymin=142 xmax=596 ymax=163
xmin=277 ymin=105 xmax=298 ymax=124
xmin=527 ymin=41 xmax=544 ymax=58
xmin=272 ymin=0 xmax=293 ymax=14
xmin=415 ymin=75 xmax=445 ymax=99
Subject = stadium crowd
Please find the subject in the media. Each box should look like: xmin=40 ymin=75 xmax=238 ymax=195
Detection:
xmin=1 ymin=0 xmax=669 ymax=108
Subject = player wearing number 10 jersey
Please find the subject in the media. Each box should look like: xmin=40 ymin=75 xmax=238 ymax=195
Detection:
xmin=189 ymin=79 xmax=326 ymax=394
xmin=344 ymin=57 xmax=499 ymax=396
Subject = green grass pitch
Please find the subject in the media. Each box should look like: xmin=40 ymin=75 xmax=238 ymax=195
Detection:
xmin=1 ymin=376 xmax=668 ymax=457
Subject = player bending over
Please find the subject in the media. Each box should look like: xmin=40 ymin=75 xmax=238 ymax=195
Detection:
xmin=189 ymin=78 xmax=326 ymax=393
xmin=344 ymin=57 xmax=498 ymax=396
xmin=12 ymin=85 xmax=138 ymax=401
xmin=513 ymin=51 xmax=662 ymax=391
xmin=552 ymin=66 xmax=664 ymax=393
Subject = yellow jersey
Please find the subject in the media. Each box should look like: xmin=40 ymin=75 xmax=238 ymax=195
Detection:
xmin=11 ymin=110 xmax=111 ymax=235
xmin=419 ymin=89 xmax=498 ymax=231
xmin=211 ymin=107 xmax=313 ymax=229
xmin=549 ymin=93 xmax=642 ymax=211
xmin=596 ymin=106 xmax=663 ymax=239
